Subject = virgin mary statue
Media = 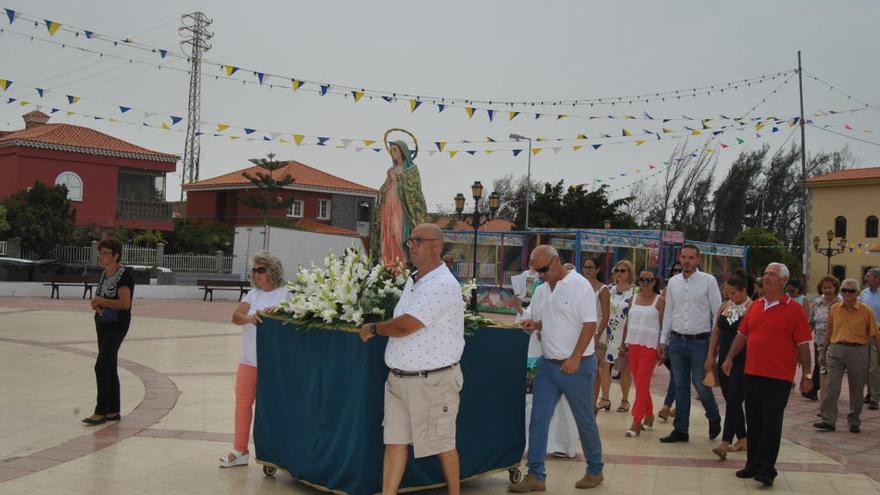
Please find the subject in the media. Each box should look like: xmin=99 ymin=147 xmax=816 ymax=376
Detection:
xmin=370 ymin=139 xmax=427 ymax=266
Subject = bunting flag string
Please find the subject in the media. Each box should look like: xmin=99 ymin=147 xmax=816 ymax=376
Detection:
xmin=0 ymin=9 xmax=796 ymax=123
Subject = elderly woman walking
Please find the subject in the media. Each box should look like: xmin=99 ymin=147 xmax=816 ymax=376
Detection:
xmin=219 ymin=252 xmax=290 ymax=468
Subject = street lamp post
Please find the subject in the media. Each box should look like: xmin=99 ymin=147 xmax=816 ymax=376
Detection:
xmin=812 ymin=229 xmax=847 ymax=275
xmin=454 ymin=181 xmax=500 ymax=312
xmin=509 ymin=133 xmax=532 ymax=230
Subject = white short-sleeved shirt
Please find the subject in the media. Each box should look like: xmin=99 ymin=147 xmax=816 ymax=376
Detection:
xmin=528 ymin=271 xmax=598 ymax=360
xmin=240 ymin=286 xmax=290 ymax=367
xmin=385 ymin=263 xmax=465 ymax=371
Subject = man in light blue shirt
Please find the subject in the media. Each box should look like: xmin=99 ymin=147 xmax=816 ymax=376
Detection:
xmin=861 ymin=267 xmax=880 ymax=409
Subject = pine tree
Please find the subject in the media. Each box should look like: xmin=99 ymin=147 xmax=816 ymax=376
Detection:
xmin=239 ymin=153 xmax=297 ymax=249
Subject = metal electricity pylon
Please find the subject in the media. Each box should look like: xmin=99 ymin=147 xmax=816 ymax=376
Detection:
xmin=179 ymin=12 xmax=213 ymax=200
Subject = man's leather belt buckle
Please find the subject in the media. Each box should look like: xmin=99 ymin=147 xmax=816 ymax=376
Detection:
xmin=672 ymin=331 xmax=710 ymax=340
xmin=390 ymin=363 xmax=457 ymax=378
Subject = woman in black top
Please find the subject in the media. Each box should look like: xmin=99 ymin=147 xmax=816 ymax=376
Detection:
xmin=705 ymin=270 xmax=752 ymax=459
xmin=83 ymin=238 xmax=134 ymax=425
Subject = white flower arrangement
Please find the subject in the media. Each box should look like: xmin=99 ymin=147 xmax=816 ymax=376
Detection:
xmin=277 ymin=244 xmax=493 ymax=332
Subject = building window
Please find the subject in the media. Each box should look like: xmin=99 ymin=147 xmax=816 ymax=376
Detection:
xmin=358 ymin=201 xmax=371 ymax=222
xmin=288 ymin=200 xmax=303 ymax=218
xmin=318 ymin=199 xmax=331 ymax=220
xmin=55 ymin=171 xmax=83 ymax=201
xmin=867 ymin=216 xmax=879 ymax=238
xmin=835 ymin=216 xmax=847 ymax=239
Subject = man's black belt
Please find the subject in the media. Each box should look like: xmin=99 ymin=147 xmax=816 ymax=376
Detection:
xmin=672 ymin=331 xmax=710 ymax=340
xmin=390 ymin=363 xmax=458 ymax=378
xmin=834 ymin=342 xmax=866 ymax=347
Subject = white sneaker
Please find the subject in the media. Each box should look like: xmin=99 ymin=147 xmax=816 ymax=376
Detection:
xmin=219 ymin=450 xmax=249 ymax=468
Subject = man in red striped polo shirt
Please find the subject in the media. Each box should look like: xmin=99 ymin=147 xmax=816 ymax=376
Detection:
xmin=721 ymin=262 xmax=813 ymax=487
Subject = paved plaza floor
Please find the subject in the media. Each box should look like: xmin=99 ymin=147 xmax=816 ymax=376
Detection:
xmin=1 ymin=296 xmax=880 ymax=494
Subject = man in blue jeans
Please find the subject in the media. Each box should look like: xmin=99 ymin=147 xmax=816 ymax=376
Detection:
xmin=510 ymin=245 xmax=603 ymax=492
xmin=658 ymin=244 xmax=723 ymax=443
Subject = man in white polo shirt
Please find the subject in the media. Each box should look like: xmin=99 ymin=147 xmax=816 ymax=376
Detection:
xmin=509 ymin=245 xmax=603 ymax=492
xmin=360 ymin=223 xmax=465 ymax=495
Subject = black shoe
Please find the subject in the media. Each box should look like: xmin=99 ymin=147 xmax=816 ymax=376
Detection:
xmin=709 ymin=418 xmax=722 ymax=440
xmin=850 ymin=425 xmax=861 ymax=433
xmin=105 ymin=413 xmax=122 ymax=421
xmin=869 ymin=401 xmax=879 ymax=410
xmin=755 ymin=474 xmax=774 ymax=487
xmin=813 ymin=421 xmax=835 ymax=431
xmin=865 ymin=395 xmax=872 ymax=404
xmin=81 ymin=416 xmax=107 ymax=425
xmin=802 ymin=391 xmax=818 ymax=401
xmin=735 ymin=469 xmax=757 ymax=479
xmin=659 ymin=430 xmax=689 ymax=443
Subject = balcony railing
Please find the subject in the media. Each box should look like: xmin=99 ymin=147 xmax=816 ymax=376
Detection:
xmin=116 ymin=199 xmax=172 ymax=221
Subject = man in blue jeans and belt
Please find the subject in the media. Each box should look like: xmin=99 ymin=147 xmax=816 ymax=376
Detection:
xmin=658 ymin=244 xmax=723 ymax=443
xmin=510 ymin=245 xmax=603 ymax=492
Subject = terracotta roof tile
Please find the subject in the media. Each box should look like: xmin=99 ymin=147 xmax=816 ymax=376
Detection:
xmin=807 ymin=166 xmax=880 ymax=184
xmin=185 ymin=160 xmax=376 ymax=195
xmin=434 ymin=217 xmax=513 ymax=232
xmin=292 ymin=219 xmax=362 ymax=237
xmin=0 ymin=123 xmax=179 ymax=162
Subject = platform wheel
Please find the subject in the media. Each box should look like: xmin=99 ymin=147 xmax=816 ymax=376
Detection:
xmin=508 ymin=466 xmax=523 ymax=484
xmin=263 ymin=465 xmax=277 ymax=477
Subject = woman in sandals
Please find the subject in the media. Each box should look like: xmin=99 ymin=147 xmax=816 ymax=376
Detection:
xmin=601 ymin=260 xmax=637 ymax=413
xmin=581 ymin=258 xmax=611 ymax=413
xmin=704 ymin=270 xmax=752 ymax=459
xmin=619 ymin=269 xmax=665 ymax=437
xmin=219 ymin=252 xmax=290 ymax=468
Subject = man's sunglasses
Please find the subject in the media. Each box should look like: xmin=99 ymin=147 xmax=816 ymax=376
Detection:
xmin=252 ymin=266 xmax=268 ymax=274
xmin=535 ymin=255 xmax=557 ymax=274
xmin=404 ymin=237 xmax=440 ymax=248
xmin=841 ymin=288 xmax=859 ymax=294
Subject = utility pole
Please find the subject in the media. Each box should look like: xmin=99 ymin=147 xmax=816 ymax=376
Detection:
xmin=798 ymin=51 xmax=808 ymax=278
xmin=179 ymin=12 xmax=213 ymax=200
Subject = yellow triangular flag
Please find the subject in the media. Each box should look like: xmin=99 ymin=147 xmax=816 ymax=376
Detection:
xmin=509 ymin=111 xmax=519 ymax=120
xmin=691 ymin=129 xmax=701 ymax=135
xmin=0 ymin=80 xmax=10 ymax=91
xmin=46 ymin=21 xmax=62 ymax=36
xmin=485 ymin=150 xmax=495 ymax=154
xmin=353 ymin=91 xmax=364 ymax=103
xmin=279 ymin=138 xmax=289 ymax=143
xmin=230 ymin=136 xmax=241 ymax=140
xmin=161 ymin=122 xmax=170 ymax=129
xmin=465 ymin=107 xmax=476 ymax=119
xmin=573 ymin=145 xmax=583 ymax=151
xmin=409 ymin=99 xmax=420 ymax=112
xmin=109 ymin=118 xmax=118 ymax=123
xmin=19 ymin=100 xmax=29 ymax=106
xmin=293 ymin=134 xmax=305 ymax=145
xmin=449 ymin=150 xmax=459 ymax=158
xmin=557 ymin=114 xmax=568 ymax=119
xmin=291 ymin=79 xmax=303 ymax=90
xmin=363 ymin=139 xmax=376 ymax=146
xmin=224 ymin=65 xmax=237 ymax=76
xmin=577 ymin=134 xmax=587 ymax=140
xmin=69 ymin=96 xmax=80 ymax=104
xmin=662 ymin=128 xmax=675 ymax=133
xmin=706 ymin=148 xmax=715 ymax=153
xmin=635 ymin=139 xmax=646 ymax=146
xmin=66 ymin=111 xmax=75 ymax=116
xmin=437 ymin=142 xmax=447 ymax=152
xmin=755 ymin=123 xmax=765 ymax=131
xmin=622 ymin=128 xmax=632 ymax=136
xmin=217 ymin=124 xmax=230 ymax=132
xmin=532 ymin=148 xmax=542 ymax=156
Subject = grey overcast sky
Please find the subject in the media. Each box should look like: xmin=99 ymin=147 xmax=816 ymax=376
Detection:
xmin=1 ymin=0 xmax=878 ymax=211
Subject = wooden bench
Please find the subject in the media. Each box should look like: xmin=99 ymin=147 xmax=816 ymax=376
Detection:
xmin=44 ymin=275 xmax=100 ymax=300
xmin=196 ymin=279 xmax=251 ymax=302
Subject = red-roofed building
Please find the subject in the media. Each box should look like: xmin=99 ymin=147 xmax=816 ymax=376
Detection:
xmin=183 ymin=160 xmax=377 ymax=237
xmin=0 ymin=111 xmax=179 ymax=231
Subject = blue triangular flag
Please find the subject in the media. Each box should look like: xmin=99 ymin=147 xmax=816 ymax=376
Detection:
xmin=437 ymin=103 xmax=445 ymax=112
xmin=592 ymin=144 xmax=602 ymax=150
xmin=119 ymin=106 xmax=131 ymax=113
xmin=466 ymin=150 xmax=476 ymax=155
xmin=372 ymin=148 xmax=381 ymax=152
xmin=263 ymin=136 xmax=272 ymax=141
xmin=158 ymin=49 xmax=167 ymax=58
xmin=772 ymin=127 xmax=779 ymax=133
xmin=513 ymin=149 xmax=522 ymax=156
xmin=317 ymin=137 xmax=329 ymax=146
xmin=196 ymin=132 xmax=204 ymax=136
xmin=36 ymin=88 xmax=44 ymax=97
xmin=534 ymin=113 xmax=542 ymax=120
xmin=244 ymin=128 xmax=256 ymax=135
xmin=66 ymin=95 xmax=77 ymax=104
xmin=255 ymin=72 xmax=265 ymax=85
xmin=7 ymin=98 xmax=15 ymax=103
xmin=382 ymin=96 xmax=393 ymax=102
xmin=94 ymin=116 xmax=103 ymax=120
xmin=487 ymin=110 xmax=494 ymax=121
xmin=50 ymin=108 xmax=59 ymax=113
xmin=5 ymin=8 xmax=15 ymax=24
xmin=320 ymin=85 xmax=330 ymax=96
xmin=170 ymin=116 xmax=182 ymax=125
xmin=83 ymin=30 xmax=94 ymax=39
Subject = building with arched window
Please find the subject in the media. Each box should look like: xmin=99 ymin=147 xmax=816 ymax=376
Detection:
xmin=0 ymin=111 xmax=179 ymax=231
xmin=807 ymin=167 xmax=880 ymax=288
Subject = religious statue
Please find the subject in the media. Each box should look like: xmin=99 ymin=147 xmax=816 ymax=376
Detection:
xmin=370 ymin=129 xmax=428 ymax=266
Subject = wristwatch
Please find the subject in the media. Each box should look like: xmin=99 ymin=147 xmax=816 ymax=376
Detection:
xmin=804 ymin=373 xmax=813 ymax=380
xmin=370 ymin=323 xmax=378 ymax=336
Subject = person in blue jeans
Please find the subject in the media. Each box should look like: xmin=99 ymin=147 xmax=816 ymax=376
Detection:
xmin=658 ymin=244 xmax=723 ymax=443
xmin=510 ymin=245 xmax=604 ymax=492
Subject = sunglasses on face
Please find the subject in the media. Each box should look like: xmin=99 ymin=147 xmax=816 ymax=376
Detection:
xmin=404 ymin=237 xmax=440 ymax=248
xmin=534 ymin=255 xmax=557 ymax=274
xmin=639 ymin=278 xmax=655 ymax=283
xmin=841 ymin=288 xmax=858 ymax=294
xmin=613 ymin=268 xmax=629 ymax=273
xmin=251 ymin=266 xmax=268 ymax=274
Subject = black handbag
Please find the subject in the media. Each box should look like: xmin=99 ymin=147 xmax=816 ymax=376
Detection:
xmin=96 ymin=308 xmax=119 ymax=323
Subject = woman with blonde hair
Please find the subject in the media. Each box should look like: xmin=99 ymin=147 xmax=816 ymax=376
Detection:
xmin=219 ymin=251 xmax=290 ymax=468
xmin=582 ymin=257 xmax=611 ymax=413
xmin=600 ymin=259 xmax=636 ymax=412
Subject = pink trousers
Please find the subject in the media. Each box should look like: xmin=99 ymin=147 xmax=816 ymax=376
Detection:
xmin=234 ymin=363 xmax=257 ymax=452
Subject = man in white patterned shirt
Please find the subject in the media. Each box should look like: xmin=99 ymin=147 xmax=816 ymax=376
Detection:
xmin=658 ymin=244 xmax=723 ymax=443
xmin=360 ymin=223 xmax=465 ymax=495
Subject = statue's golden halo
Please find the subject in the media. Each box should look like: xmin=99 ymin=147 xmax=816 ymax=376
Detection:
xmin=383 ymin=128 xmax=419 ymax=160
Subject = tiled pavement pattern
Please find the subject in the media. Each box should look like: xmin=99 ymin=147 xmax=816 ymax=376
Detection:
xmin=1 ymin=296 xmax=880 ymax=494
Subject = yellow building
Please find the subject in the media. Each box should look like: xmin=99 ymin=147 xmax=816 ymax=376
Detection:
xmin=806 ymin=167 xmax=880 ymax=289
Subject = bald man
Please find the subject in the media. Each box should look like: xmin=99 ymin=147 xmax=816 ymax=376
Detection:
xmin=360 ymin=223 xmax=466 ymax=495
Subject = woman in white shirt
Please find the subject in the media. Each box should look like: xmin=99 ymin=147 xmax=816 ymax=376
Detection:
xmin=219 ymin=252 xmax=290 ymax=468
xmin=619 ymin=270 xmax=665 ymax=437
xmin=581 ymin=258 xmax=611 ymax=413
